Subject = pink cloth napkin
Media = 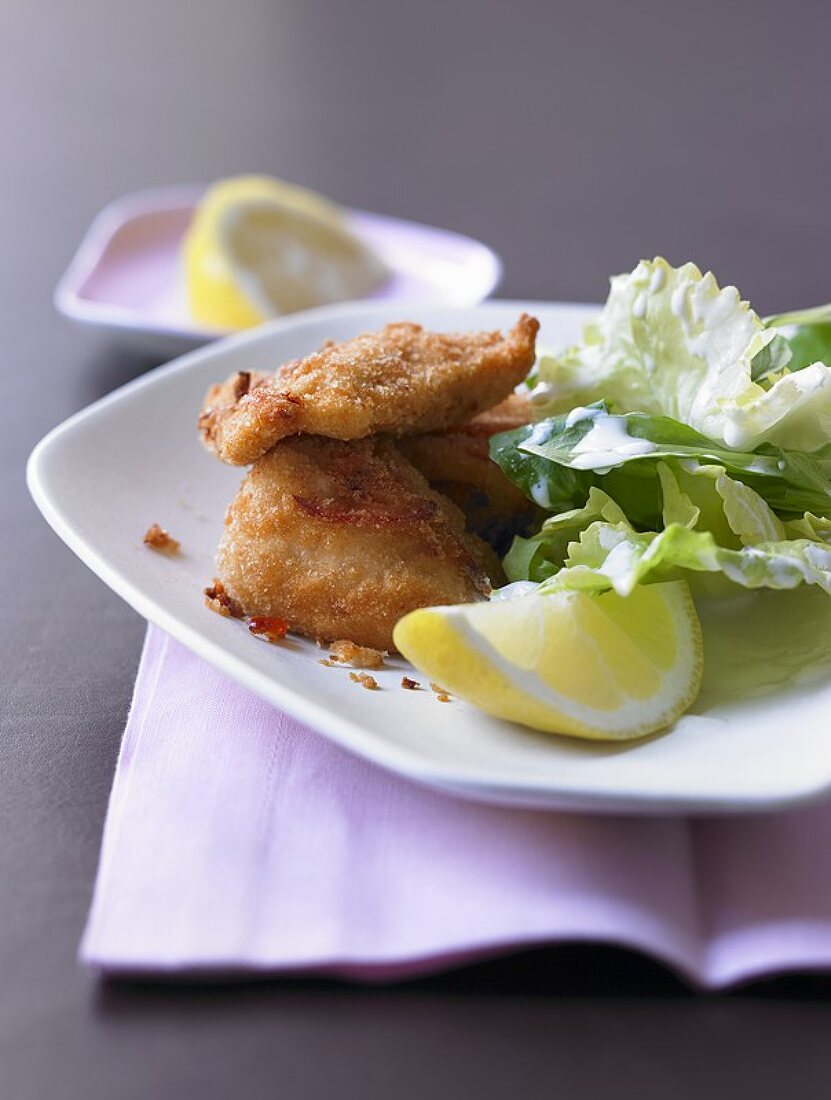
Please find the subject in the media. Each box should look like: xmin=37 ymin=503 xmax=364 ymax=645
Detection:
xmin=81 ymin=626 xmax=831 ymax=987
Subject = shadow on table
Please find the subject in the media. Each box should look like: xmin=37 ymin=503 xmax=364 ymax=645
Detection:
xmin=91 ymin=943 xmax=831 ymax=1020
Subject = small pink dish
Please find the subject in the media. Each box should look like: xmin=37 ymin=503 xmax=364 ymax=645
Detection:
xmin=54 ymin=185 xmax=503 ymax=357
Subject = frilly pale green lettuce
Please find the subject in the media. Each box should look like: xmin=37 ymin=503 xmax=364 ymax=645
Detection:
xmin=501 ymin=452 xmax=831 ymax=603
xmin=495 ymin=259 xmax=831 ymax=608
xmin=538 ymin=521 xmax=831 ymax=599
xmin=503 ymin=458 xmax=816 ymax=586
xmin=500 ymin=466 xmax=831 ymax=599
xmin=535 ymin=257 xmax=831 ymax=452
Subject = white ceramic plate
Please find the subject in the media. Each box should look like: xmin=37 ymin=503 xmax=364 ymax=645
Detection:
xmin=54 ymin=186 xmax=502 ymax=358
xmin=28 ymin=300 xmax=831 ymax=814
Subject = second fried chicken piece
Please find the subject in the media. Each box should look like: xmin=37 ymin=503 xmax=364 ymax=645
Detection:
xmin=397 ymin=393 xmax=539 ymax=554
xmin=215 ymin=436 xmax=500 ymax=651
xmin=199 ymin=314 xmax=539 ymax=465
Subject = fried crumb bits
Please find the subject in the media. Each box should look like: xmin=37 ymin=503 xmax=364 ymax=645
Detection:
xmin=248 ymin=616 xmax=289 ymax=644
xmin=401 ymin=676 xmax=420 ymax=690
xmin=203 ymin=580 xmax=242 ymax=618
xmin=329 ymin=640 xmax=386 ymax=669
xmin=318 ymin=658 xmax=337 ymax=667
xmin=430 ymin=682 xmax=452 ymax=703
xmin=143 ymin=523 xmax=180 ymax=554
xmin=349 ymin=671 xmax=379 ymax=691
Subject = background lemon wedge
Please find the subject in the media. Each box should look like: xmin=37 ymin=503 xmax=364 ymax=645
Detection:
xmin=393 ymin=582 xmax=703 ymax=740
xmin=183 ymin=175 xmax=387 ymax=329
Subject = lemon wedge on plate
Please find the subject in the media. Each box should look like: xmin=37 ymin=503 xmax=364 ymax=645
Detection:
xmin=393 ymin=582 xmax=703 ymax=740
xmin=183 ymin=175 xmax=387 ymax=329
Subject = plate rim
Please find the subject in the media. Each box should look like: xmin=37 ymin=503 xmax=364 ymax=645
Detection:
xmin=27 ymin=298 xmax=831 ymax=815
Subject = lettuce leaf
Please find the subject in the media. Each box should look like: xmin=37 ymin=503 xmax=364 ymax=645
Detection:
xmin=502 ymin=458 xmax=831 ymax=599
xmin=492 ymin=404 xmax=831 ymax=520
xmin=535 ymin=258 xmax=831 ymax=452
xmin=539 ymin=521 xmax=831 ymax=599
xmin=784 ymin=511 xmax=831 ymax=543
xmin=765 ymin=304 xmax=831 ymax=375
xmin=766 ymin=303 xmax=831 ymax=329
xmin=787 ymin=324 xmax=831 ymax=374
xmin=489 ymin=419 xmax=592 ymax=512
xmin=749 ymin=332 xmax=792 ymax=382
xmin=503 ymin=488 xmax=626 ymax=582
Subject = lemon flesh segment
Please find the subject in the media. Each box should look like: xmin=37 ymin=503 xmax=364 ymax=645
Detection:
xmin=183 ymin=175 xmax=387 ymax=329
xmin=393 ymin=582 xmax=703 ymax=741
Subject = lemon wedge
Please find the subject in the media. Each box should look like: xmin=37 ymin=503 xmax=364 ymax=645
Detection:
xmin=393 ymin=582 xmax=703 ymax=740
xmin=183 ymin=175 xmax=387 ymax=329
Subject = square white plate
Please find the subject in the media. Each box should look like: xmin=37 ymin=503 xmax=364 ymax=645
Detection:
xmin=54 ymin=186 xmax=502 ymax=358
xmin=28 ymin=300 xmax=831 ymax=814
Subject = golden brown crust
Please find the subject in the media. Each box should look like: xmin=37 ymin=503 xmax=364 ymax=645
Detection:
xmin=198 ymin=315 xmax=539 ymax=465
xmin=458 ymin=391 xmax=534 ymax=436
xmin=397 ymin=393 xmax=538 ymax=554
xmin=197 ymin=371 xmax=273 ymax=453
xmin=215 ymin=436 xmax=498 ymax=651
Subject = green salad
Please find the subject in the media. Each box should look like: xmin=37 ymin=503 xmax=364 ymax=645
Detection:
xmin=395 ymin=259 xmax=831 ymax=742
xmin=491 ymin=257 xmax=831 ymax=604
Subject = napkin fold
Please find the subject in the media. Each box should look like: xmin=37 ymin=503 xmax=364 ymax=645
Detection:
xmin=81 ymin=626 xmax=831 ymax=987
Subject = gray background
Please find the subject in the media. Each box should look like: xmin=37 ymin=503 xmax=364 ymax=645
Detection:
xmin=2 ymin=1 xmax=831 ymax=1096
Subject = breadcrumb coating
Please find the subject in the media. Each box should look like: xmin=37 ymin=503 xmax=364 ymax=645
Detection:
xmin=198 ymin=315 xmax=539 ymax=465
xmin=214 ymin=436 xmax=498 ymax=651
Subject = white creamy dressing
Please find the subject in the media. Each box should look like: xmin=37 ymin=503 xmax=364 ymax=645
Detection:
xmin=805 ymin=544 xmax=831 ymax=571
xmin=598 ymin=541 xmax=643 ymax=592
xmin=720 ymin=421 xmax=748 ymax=449
xmin=569 ymin=416 xmax=657 ymax=470
xmin=670 ymin=283 xmax=688 ymax=319
xmin=735 ymin=456 xmax=780 ymax=475
xmin=526 ymin=421 xmax=553 ymax=447
xmin=717 ymin=543 xmax=831 ymax=591
xmin=596 ymin=526 xmax=625 ymax=552
xmin=649 ymin=265 xmax=666 ymax=293
xmin=529 ymin=477 xmax=553 ymax=509
xmin=491 ymin=581 xmax=541 ymax=601
xmin=565 ymin=405 xmax=599 ymax=428
xmin=722 ymin=549 xmax=800 ymax=589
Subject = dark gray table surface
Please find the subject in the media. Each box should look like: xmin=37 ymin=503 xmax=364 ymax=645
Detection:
xmin=3 ymin=1 xmax=831 ymax=1096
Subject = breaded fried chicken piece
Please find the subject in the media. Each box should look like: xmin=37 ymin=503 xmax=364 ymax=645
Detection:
xmin=461 ymin=391 xmax=535 ymax=436
xmin=215 ymin=436 xmax=500 ymax=651
xmin=199 ymin=314 xmax=539 ymax=465
xmin=397 ymin=393 xmax=539 ymax=554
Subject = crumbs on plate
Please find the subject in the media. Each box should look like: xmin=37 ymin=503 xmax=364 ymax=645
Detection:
xmin=203 ymin=579 xmax=242 ymax=618
xmin=401 ymin=676 xmax=420 ymax=690
xmin=430 ymin=682 xmax=452 ymax=703
xmin=328 ymin=640 xmax=386 ymax=669
xmin=248 ymin=616 xmax=288 ymax=644
xmin=143 ymin=523 xmax=180 ymax=554
xmin=349 ymin=671 xmax=379 ymax=691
